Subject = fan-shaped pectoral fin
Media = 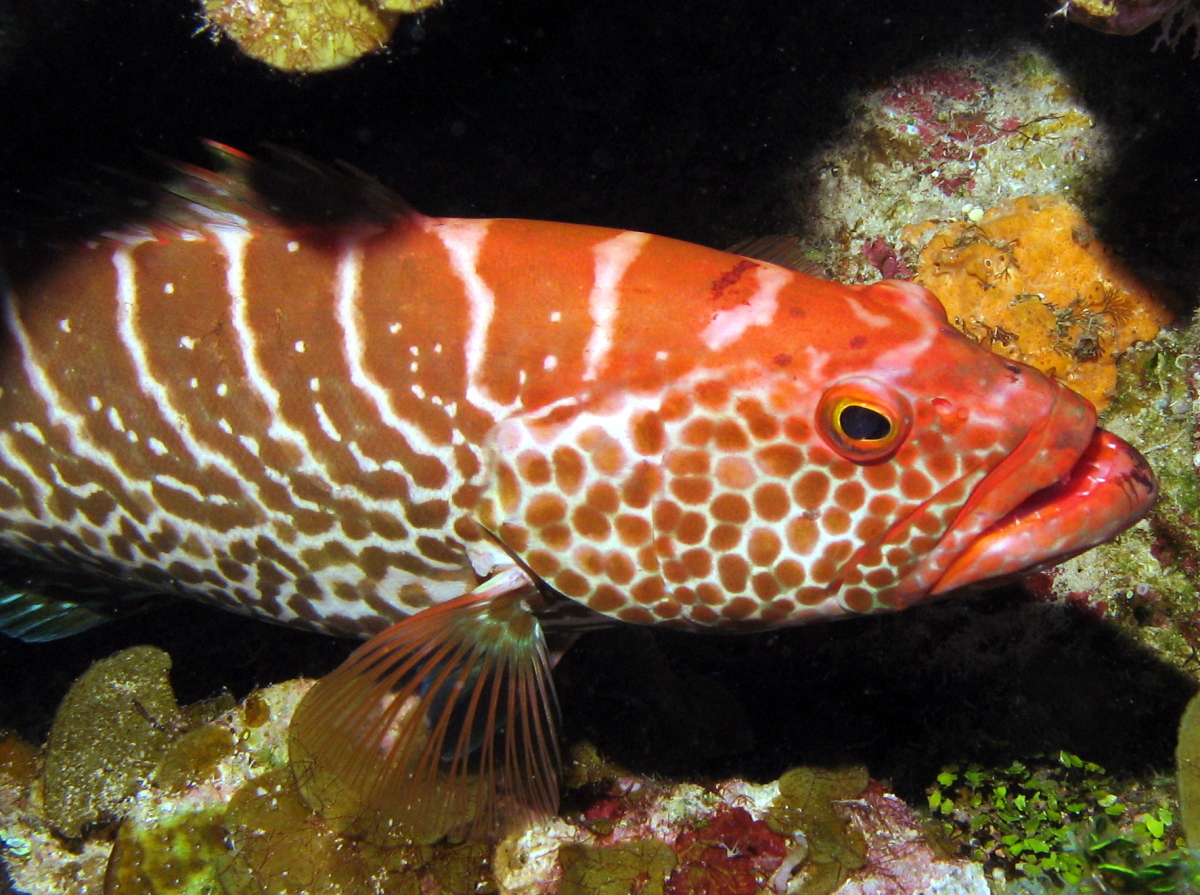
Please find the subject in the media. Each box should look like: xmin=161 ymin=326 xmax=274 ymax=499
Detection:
xmin=287 ymin=565 xmax=560 ymax=844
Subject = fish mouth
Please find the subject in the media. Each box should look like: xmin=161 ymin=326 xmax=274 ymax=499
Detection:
xmin=932 ymin=427 xmax=1158 ymax=595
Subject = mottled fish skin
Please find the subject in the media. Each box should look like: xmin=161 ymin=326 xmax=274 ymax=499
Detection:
xmin=0 ymin=164 xmax=1156 ymax=642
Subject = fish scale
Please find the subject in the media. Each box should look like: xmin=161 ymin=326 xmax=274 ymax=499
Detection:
xmin=0 ymin=148 xmax=1157 ymax=842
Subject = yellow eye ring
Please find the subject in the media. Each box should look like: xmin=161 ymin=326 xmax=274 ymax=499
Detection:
xmin=817 ymin=379 xmax=911 ymax=462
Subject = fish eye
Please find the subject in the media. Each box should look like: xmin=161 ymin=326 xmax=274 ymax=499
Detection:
xmin=817 ymin=379 xmax=911 ymax=462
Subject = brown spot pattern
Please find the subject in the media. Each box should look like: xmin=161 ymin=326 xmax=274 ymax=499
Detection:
xmin=0 ymin=218 xmax=1031 ymax=638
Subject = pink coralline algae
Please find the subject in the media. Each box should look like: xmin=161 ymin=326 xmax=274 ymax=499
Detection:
xmin=790 ymin=46 xmax=1115 ymax=285
xmin=875 ymin=69 xmax=1012 ymax=198
xmin=861 ymin=238 xmax=914 ymax=280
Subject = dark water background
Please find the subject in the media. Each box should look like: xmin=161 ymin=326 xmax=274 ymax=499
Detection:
xmin=0 ymin=0 xmax=1197 ymax=801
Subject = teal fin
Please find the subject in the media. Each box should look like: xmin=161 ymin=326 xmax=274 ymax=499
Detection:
xmin=288 ymin=566 xmax=560 ymax=845
xmin=0 ymin=586 xmax=146 ymax=642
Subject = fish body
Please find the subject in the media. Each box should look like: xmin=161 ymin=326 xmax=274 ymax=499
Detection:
xmin=0 ymin=150 xmax=1157 ymax=841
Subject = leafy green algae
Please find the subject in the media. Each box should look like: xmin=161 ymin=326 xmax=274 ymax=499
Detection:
xmin=767 ymin=766 xmax=868 ymax=895
xmin=558 ymin=839 xmax=677 ymax=895
xmin=44 ymin=646 xmax=183 ymax=838
xmin=929 ymin=751 xmax=1195 ymax=892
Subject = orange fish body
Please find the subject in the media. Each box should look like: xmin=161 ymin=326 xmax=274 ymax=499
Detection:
xmin=0 ymin=150 xmax=1157 ymax=842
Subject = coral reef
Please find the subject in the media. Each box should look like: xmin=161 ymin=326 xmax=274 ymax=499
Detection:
xmin=781 ymin=41 xmax=1194 ymax=678
xmin=1033 ymin=317 xmax=1200 ymax=678
xmin=497 ymin=757 xmax=988 ymax=894
xmin=2 ymin=662 xmax=497 ymax=894
xmin=2 ymin=649 xmax=996 ymax=895
xmin=201 ymin=0 xmax=439 ymax=74
xmin=789 ymin=46 xmax=1115 ymax=284
xmin=900 ymin=195 xmax=1173 ymax=410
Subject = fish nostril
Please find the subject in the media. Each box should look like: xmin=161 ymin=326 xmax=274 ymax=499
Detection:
xmin=931 ymin=397 xmax=953 ymax=414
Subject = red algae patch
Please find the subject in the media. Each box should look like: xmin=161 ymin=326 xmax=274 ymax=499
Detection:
xmin=901 ymin=195 xmax=1174 ymax=410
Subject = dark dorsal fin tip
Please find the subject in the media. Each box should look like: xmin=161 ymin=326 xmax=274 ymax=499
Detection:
xmin=124 ymin=142 xmax=416 ymax=235
xmin=2 ymin=143 xmax=420 ymax=283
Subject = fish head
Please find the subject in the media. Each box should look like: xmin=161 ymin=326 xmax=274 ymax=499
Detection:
xmin=776 ymin=278 xmax=1158 ymax=610
xmin=478 ymin=276 xmax=1156 ymax=628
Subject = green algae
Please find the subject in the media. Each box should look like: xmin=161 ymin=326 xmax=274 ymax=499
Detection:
xmin=216 ymin=766 xmax=492 ymax=895
xmin=420 ymin=840 xmax=491 ymax=894
xmin=562 ymin=739 xmax=630 ymax=797
xmin=767 ymin=766 xmax=868 ymax=895
xmin=105 ymin=810 xmax=227 ymax=895
xmin=558 ymin=839 xmax=677 ymax=895
xmin=153 ymin=725 xmax=236 ymax=795
xmin=44 ymin=646 xmax=183 ymax=838
xmin=1176 ymin=690 xmax=1200 ymax=847
xmin=218 ymin=767 xmax=380 ymax=895
xmin=181 ymin=693 xmax=238 ymax=731
xmin=928 ymin=751 xmax=1193 ymax=891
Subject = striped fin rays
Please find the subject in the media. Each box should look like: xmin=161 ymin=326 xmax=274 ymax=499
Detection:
xmin=287 ymin=565 xmax=561 ymax=844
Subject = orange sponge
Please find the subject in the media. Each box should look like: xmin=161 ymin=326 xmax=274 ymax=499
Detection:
xmin=901 ymin=196 xmax=1174 ymax=411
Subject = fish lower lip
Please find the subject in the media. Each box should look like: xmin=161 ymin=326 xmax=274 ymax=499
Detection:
xmin=932 ymin=429 xmax=1158 ymax=595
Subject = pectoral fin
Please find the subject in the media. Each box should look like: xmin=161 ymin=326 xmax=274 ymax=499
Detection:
xmin=287 ymin=566 xmax=560 ymax=844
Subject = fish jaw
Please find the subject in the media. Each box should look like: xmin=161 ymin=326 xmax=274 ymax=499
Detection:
xmin=931 ymin=425 xmax=1157 ymax=596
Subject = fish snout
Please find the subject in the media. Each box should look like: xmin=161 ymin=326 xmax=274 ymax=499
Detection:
xmin=932 ymin=424 xmax=1157 ymax=596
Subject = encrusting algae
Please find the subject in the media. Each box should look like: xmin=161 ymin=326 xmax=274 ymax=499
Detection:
xmin=44 ymin=646 xmax=183 ymax=840
xmin=901 ymin=195 xmax=1174 ymax=411
xmin=201 ymin=0 xmax=440 ymax=73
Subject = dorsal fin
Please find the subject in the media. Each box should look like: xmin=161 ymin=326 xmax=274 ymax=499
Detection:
xmin=2 ymin=144 xmax=418 ymax=279
xmin=727 ymin=235 xmax=821 ymax=274
xmin=143 ymin=142 xmax=414 ymax=234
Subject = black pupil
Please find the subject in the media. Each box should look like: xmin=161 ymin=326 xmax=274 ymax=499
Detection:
xmin=840 ymin=405 xmax=892 ymax=441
